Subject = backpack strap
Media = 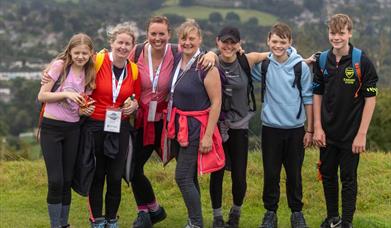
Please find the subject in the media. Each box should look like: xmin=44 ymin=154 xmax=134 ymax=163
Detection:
xmin=170 ymin=44 xmax=179 ymax=56
xmin=260 ymin=59 xmax=270 ymax=103
xmin=133 ymin=43 xmax=145 ymax=63
xmin=95 ymin=49 xmax=108 ymax=73
xmin=352 ymin=47 xmax=362 ymax=98
xmin=51 ymin=65 xmax=71 ymax=92
xmin=293 ymin=62 xmax=303 ymax=119
xmin=129 ymin=61 xmax=138 ymax=81
xmin=236 ymin=52 xmax=256 ymax=111
xmin=319 ymin=50 xmax=329 ymax=77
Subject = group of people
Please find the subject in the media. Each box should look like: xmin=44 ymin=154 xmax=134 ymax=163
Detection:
xmin=37 ymin=13 xmax=378 ymax=228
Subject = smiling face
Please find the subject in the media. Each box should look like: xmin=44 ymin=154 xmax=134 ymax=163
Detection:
xmin=216 ymin=38 xmax=239 ymax=60
xmin=147 ymin=22 xmax=170 ymax=51
xmin=110 ymin=32 xmax=134 ymax=61
xmin=328 ymin=25 xmax=352 ymax=52
xmin=267 ymin=33 xmax=291 ymax=60
xmin=179 ymin=29 xmax=202 ymax=56
xmin=70 ymin=44 xmax=93 ymax=68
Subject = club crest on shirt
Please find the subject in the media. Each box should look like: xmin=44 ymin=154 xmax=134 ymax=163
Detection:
xmin=343 ymin=67 xmax=355 ymax=85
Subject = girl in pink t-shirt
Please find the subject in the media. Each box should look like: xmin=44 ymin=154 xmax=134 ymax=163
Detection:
xmin=37 ymin=33 xmax=96 ymax=228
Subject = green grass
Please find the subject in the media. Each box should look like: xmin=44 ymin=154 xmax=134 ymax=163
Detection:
xmin=1 ymin=149 xmax=390 ymax=227
xmin=154 ymin=6 xmax=278 ymax=26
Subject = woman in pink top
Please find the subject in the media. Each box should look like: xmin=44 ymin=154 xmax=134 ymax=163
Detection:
xmin=128 ymin=16 xmax=217 ymax=228
xmin=37 ymin=33 xmax=96 ymax=228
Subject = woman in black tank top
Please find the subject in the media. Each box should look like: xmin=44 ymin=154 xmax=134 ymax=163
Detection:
xmin=170 ymin=19 xmax=222 ymax=228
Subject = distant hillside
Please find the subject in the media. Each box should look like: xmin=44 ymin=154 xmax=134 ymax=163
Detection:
xmin=0 ymin=150 xmax=390 ymax=227
xmin=0 ymin=0 xmax=390 ymax=86
xmin=154 ymin=6 xmax=277 ymax=25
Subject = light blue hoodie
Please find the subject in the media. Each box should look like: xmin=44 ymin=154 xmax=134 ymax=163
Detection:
xmin=252 ymin=47 xmax=313 ymax=129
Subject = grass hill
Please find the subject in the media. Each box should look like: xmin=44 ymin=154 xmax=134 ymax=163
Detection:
xmin=1 ymin=149 xmax=390 ymax=227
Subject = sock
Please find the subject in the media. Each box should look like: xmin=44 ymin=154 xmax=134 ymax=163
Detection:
xmin=213 ymin=207 xmax=223 ymax=218
xmin=231 ymin=204 xmax=241 ymax=215
xmin=48 ymin=203 xmax=62 ymax=228
xmin=137 ymin=205 xmax=149 ymax=213
xmin=147 ymin=200 xmax=160 ymax=212
xmin=60 ymin=204 xmax=70 ymax=226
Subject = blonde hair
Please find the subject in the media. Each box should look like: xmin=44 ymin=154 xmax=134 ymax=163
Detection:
xmin=53 ymin=33 xmax=96 ymax=90
xmin=328 ymin=14 xmax=353 ymax=33
xmin=176 ymin=19 xmax=202 ymax=40
xmin=107 ymin=22 xmax=136 ymax=45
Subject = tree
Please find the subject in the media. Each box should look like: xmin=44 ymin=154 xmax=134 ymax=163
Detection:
xmin=225 ymin=12 xmax=240 ymax=23
xmin=209 ymin=12 xmax=223 ymax=24
xmin=246 ymin=17 xmax=258 ymax=26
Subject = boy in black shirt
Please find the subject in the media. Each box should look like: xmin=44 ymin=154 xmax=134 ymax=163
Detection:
xmin=313 ymin=14 xmax=378 ymax=228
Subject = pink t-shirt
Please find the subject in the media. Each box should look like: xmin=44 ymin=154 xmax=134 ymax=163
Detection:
xmin=44 ymin=60 xmax=86 ymax=122
xmin=130 ymin=43 xmax=175 ymax=121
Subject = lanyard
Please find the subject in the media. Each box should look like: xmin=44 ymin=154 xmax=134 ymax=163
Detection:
xmin=170 ymin=49 xmax=201 ymax=94
xmin=148 ymin=44 xmax=168 ymax=94
xmin=110 ymin=52 xmax=127 ymax=104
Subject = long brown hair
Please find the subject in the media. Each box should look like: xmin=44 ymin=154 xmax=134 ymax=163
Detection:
xmin=53 ymin=33 xmax=96 ymax=91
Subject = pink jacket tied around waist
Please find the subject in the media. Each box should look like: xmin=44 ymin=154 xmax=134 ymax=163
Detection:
xmin=161 ymin=107 xmax=225 ymax=175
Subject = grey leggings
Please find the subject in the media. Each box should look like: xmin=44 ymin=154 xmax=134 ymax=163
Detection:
xmin=175 ymin=141 xmax=203 ymax=228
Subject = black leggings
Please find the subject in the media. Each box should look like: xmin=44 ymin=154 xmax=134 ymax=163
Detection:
xmin=40 ymin=118 xmax=80 ymax=205
xmin=319 ymin=144 xmax=359 ymax=223
xmin=210 ymin=128 xmax=248 ymax=209
xmin=130 ymin=121 xmax=163 ymax=206
xmin=88 ymin=121 xmax=130 ymax=220
xmin=261 ymin=126 xmax=305 ymax=212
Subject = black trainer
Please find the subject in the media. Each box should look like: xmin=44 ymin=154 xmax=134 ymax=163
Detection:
xmin=149 ymin=206 xmax=167 ymax=224
xmin=259 ymin=211 xmax=277 ymax=228
xmin=132 ymin=211 xmax=152 ymax=228
xmin=290 ymin=212 xmax=308 ymax=228
xmin=212 ymin=216 xmax=225 ymax=228
xmin=226 ymin=209 xmax=240 ymax=228
xmin=320 ymin=216 xmax=341 ymax=228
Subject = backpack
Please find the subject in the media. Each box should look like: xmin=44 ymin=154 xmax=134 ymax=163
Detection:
xmin=236 ymin=52 xmax=257 ymax=112
xmin=133 ymin=43 xmax=179 ymax=63
xmin=95 ymin=48 xmax=138 ymax=80
xmin=318 ymin=47 xmax=362 ymax=98
xmin=260 ymin=59 xmax=303 ymax=119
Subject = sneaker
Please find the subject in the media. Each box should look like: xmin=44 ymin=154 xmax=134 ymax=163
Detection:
xmin=132 ymin=211 xmax=152 ymax=228
xmin=290 ymin=212 xmax=308 ymax=228
xmin=90 ymin=217 xmax=106 ymax=228
xmin=320 ymin=216 xmax=341 ymax=228
xmin=259 ymin=211 xmax=277 ymax=228
xmin=212 ymin=216 xmax=225 ymax=228
xmin=341 ymin=221 xmax=353 ymax=228
xmin=149 ymin=206 xmax=167 ymax=225
xmin=226 ymin=209 xmax=240 ymax=228
xmin=184 ymin=219 xmax=201 ymax=228
xmin=106 ymin=218 xmax=119 ymax=228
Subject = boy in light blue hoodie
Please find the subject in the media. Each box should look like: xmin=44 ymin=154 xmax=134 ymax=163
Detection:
xmin=252 ymin=23 xmax=313 ymax=228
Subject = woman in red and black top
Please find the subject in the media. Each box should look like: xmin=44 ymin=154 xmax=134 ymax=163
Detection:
xmin=85 ymin=23 xmax=140 ymax=227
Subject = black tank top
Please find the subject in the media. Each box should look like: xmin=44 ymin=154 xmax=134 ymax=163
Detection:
xmin=172 ymin=61 xmax=210 ymax=143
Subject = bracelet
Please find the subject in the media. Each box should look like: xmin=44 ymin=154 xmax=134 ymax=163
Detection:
xmin=306 ymin=130 xmax=314 ymax=134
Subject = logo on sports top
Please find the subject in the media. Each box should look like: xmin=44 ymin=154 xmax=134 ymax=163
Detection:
xmin=345 ymin=67 xmax=354 ymax=78
xmin=343 ymin=67 xmax=355 ymax=85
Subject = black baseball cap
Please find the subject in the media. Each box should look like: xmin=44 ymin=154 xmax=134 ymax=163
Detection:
xmin=217 ymin=26 xmax=240 ymax=43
